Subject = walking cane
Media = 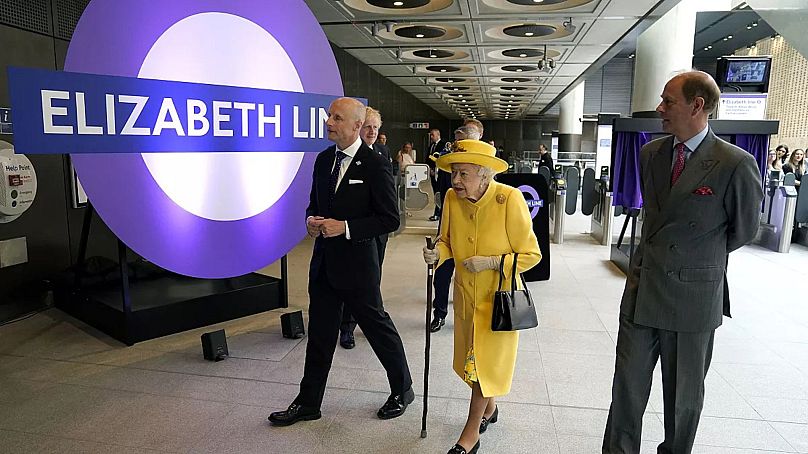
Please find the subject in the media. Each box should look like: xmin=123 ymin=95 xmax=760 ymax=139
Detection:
xmin=421 ymin=236 xmax=435 ymax=438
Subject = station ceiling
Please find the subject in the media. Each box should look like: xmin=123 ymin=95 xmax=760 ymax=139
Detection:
xmin=304 ymin=0 xmax=681 ymax=119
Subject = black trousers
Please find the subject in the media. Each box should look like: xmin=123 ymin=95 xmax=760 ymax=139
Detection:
xmin=341 ymin=235 xmax=387 ymax=333
xmin=603 ymin=315 xmax=715 ymax=454
xmin=432 ymin=258 xmax=454 ymax=320
xmin=296 ymin=262 xmax=411 ymax=409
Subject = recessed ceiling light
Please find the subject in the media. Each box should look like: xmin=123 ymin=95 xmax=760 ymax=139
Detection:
xmin=519 ymin=53 xmax=527 ymax=58
xmin=704 ymin=47 xmax=709 ymax=51
xmin=441 ymin=69 xmax=447 ymax=72
xmin=516 ymin=68 xmax=523 ymax=72
xmin=752 ymin=22 xmax=758 ymax=27
xmin=525 ymin=32 xmax=534 ymax=37
xmin=532 ymin=0 xmax=544 ymax=3
xmin=416 ymin=33 xmax=425 ymax=38
xmin=393 ymin=1 xmax=404 ymax=5
xmin=430 ymin=54 xmax=437 ymax=58
xmin=728 ymin=35 xmax=733 ymax=39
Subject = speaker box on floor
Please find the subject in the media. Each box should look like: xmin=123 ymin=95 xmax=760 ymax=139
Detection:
xmin=281 ymin=311 xmax=305 ymax=339
xmin=201 ymin=329 xmax=228 ymax=361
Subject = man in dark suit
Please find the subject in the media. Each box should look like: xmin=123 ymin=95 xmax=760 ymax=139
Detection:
xmin=603 ymin=71 xmax=763 ymax=453
xmin=339 ymin=106 xmax=393 ymax=349
xmin=427 ymin=128 xmax=448 ymax=221
xmin=269 ymin=98 xmax=414 ymax=426
xmin=537 ymin=143 xmax=554 ymax=172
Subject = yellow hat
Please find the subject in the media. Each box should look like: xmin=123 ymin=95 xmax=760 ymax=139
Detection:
xmin=436 ymin=139 xmax=508 ymax=174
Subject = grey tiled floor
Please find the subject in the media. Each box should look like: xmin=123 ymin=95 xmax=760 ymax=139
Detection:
xmin=0 ymin=212 xmax=807 ymax=453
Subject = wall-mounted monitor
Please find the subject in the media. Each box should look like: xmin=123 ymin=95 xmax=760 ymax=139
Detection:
xmin=716 ymin=56 xmax=772 ymax=93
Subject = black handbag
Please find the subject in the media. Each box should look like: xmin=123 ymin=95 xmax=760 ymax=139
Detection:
xmin=491 ymin=253 xmax=538 ymax=331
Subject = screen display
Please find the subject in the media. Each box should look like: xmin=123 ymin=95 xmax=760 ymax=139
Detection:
xmin=726 ymin=60 xmax=768 ymax=83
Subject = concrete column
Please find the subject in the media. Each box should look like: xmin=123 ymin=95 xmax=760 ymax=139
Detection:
xmin=559 ymin=82 xmax=585 ymax=161
xmin=631 ymin=0 xmax=732 ymax=116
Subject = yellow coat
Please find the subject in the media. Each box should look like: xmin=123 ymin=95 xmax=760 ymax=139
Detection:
xmin=436 ymin=180 xmax=542 ymax=397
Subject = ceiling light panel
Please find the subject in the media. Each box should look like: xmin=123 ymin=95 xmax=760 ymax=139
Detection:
xmin=478 ymin=0 xmax=597 ymax=13
xmin=342 ymin=0 xmax=455 ymax=15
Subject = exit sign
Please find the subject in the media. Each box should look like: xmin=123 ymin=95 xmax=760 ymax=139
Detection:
xmin=409 ymin=122 xmax=429 ymax=129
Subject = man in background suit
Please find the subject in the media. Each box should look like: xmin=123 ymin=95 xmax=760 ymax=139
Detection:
xmin=269 ymin=98 xmax=414 ymax=426
xmin=537 ymin=143 xmax=554 ymax=173
xmin=603 ymin=71 xmax=763 ymax=453
xmin=427 ymin=128 xmax=448 ymax=221
xmin=339 ymin=106 xmax=393 ymax=349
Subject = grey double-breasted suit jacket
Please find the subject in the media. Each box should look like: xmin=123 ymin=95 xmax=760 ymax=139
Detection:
xmin=620 ymin=130 xmax=763 ymax=333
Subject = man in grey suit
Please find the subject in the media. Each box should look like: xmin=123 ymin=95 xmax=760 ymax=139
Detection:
xmin=603 ymin=71 xmax=763 ymax=453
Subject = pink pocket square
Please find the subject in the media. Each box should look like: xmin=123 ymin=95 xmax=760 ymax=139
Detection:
xmin=693 ymin=186 xmax=714 ymax=195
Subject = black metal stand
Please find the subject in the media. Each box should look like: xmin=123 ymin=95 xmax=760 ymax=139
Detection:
xmin=56 ymin=204 xmax=286 ymax=345
xmin=611 ymin=208 xmax=640 ymax=274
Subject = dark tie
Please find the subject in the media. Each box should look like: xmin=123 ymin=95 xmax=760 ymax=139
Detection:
xmin=671 ymin=143 xmax=686 ymax=186
xmin=329 ymin=150 xmax=348 ymax=207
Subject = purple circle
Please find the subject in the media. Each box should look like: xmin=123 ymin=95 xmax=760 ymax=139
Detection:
xmin=518 ymin=185 xmax=542 ymax=219
xmin=65 ymin=0 xmax=343 ymax=278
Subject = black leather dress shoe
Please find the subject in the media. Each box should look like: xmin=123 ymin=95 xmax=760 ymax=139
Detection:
xmin=447 ymin=440 xmax=480 ymax=454
xmin=268 ymin=403 xmax=321 ymax=426
xmin=479 ymin=405 xmax=498 ymax=433
xmin=340 ymin=330 xmax=355 ymax=349
xmin=428 ymin=215 xmax=440 ymax=222
xmin=377 ymin=387 xmax=415 ymax=419
xmin=430 ymin=317 xmax=446 ymax=333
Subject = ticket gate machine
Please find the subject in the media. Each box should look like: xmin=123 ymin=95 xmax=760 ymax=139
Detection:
xmin=759 ymin=172 xmax=798 ymax=253
xmin=549 ymin=177 xmax=567 ymax=244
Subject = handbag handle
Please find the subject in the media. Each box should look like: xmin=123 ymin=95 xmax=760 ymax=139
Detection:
xmin=496 ymin=253 xmax=523 ymax=296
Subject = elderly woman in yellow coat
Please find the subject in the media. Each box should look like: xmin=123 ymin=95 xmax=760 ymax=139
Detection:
xmin=423 ymin=140 xmax=541 ymax=454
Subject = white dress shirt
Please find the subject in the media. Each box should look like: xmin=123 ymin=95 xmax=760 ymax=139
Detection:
xmin=672 ymin=124 xmax=709 ymax=170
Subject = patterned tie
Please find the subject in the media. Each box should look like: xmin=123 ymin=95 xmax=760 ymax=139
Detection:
xmin=329 ymin=150 xmax=348 ymax=207
xmin=671 ymin=143 xmax=686 ymax=187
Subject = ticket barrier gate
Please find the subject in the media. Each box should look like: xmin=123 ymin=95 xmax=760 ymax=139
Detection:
xmin=589 ymin=178 xmax=615 ymax=246
xmin=547 ymin=167 xmax=580 ymax=244
xmin=549 ymin=177 xmax=567 ymax=244
xmin=396 ymin=164 xmax=430 ymax=234
xmin=795 ymin=176 xmax=808 ymax=246
xmin=759 ymin=173 xmax=798 ymax=253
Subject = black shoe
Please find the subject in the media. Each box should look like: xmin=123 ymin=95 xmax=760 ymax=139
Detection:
xmin=377 ymin=387 xmax=415 ymax=419
xmin=447 ymin=440 xmax=480 ymax=454
xmin=479 ymin=405 xmax=498 ymax=433
xmin=268 ymin=403 xmax=321 ymax=426
xmin=430 ymin=317 xmax=446 ymax=333
xmin=428 ymin=215 xmax=440 ymax=221
xmin=340 ymin=330 xmax=355 ymax=349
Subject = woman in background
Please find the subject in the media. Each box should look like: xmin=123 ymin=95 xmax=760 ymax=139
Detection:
xmin=776 ymin=144 xmax=790 ymax=165
xmin=396 ymin=142 xmax=415 ymax=172
xmin=783 ymin=148 xmax=805 ymax=189
xmin=767 ymin=149 xmax=782 ymax=172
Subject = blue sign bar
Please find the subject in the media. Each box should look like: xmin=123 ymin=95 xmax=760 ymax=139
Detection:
xmin=7 ymin=67 xmax=348 ymax=154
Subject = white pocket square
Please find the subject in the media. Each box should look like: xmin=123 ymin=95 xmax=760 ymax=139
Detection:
xmin=348 ymin=179 xmax=364 ymax=184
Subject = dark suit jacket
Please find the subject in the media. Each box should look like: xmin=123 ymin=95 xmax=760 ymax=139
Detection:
xmin=307 ymin=142 xmax=399 ymax=289
xmin=620 ymin=130 xmax=763 ymax=332
xmin=426 ymin=140 xmax=447 ymax=168
xmin=373 ymin=143 xmax=392 ymax=164
xmin=538 ymin=153 xmax=554 ymax=173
